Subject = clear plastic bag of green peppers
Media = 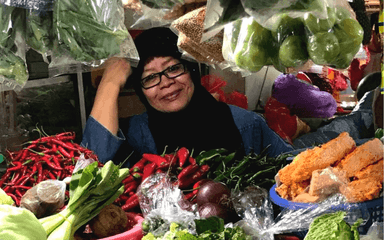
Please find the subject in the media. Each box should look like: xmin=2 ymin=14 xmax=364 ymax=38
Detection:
xmin=223 ymin=0 xmax=364 ymax=74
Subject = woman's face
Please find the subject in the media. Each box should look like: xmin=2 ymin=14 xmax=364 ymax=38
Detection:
xmin=141 ymin=56 xmax=195 ymax=113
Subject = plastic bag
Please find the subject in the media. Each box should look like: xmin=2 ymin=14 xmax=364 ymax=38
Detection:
xmin=20 ymin=179 xmax=66 ymax=218
xmin=25 ymin=8 xmax=53 ymax=63
xmin=170 ymin=6 xmax=227 ymax=68
xmin=272 ymin=73 xmax=337 ymax=118
xmin=232 ymin=186 xmax=369 ymax=240
xmin=49 ymin=0 xmax=139 ymax=76
xmin=0 ymin=4 xmax=29 ymax=91
xmin=201 ymin=0 xmax=248 ymax=42
xmin=137 ymin=173 xmax=198 ymax=236
xmin=361 ymin=222 xmax=384 ymax=240
xmin=200 ymin=74 xmax=248 ymax=109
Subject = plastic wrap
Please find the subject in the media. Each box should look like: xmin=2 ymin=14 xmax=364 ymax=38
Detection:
xmin=232 ymin=186 xmax=368 ymax=240
xmin=220 ymin=0 xmax=363 ymax=74
xmin=201 ymin=0 xmax=248 ymax=42
xmin=49 ymin=0 xmax=139 ymax=76
xmin=20 ymin=179 xmax=66 ymax=218
xmin=25 ymin=8 xmax=53 ymax=62
xmin=0 ymin=3 xmax=29 ymax=91
xmin=137 ymin=173 xmax=198 ymax=237
xmin=170 ymin=6 xmax=228 ymax=68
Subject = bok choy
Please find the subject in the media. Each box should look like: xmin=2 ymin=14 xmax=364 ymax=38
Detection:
xmin=39 ymin=160 xmax=129 ymax=240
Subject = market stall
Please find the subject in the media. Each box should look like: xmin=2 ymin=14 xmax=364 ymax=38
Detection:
xmin=0 ymin=0 xmax=383 ymax=239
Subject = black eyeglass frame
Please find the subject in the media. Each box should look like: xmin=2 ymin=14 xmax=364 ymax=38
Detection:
xmin=140 ymin=63 xmax=187 ymax=89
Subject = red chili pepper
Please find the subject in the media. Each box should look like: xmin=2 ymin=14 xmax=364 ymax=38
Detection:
xmin=7 ymin=193 xmax=20 ymax=206
xmin=177 ymin=147 xmax=189 ymax=168
xmin=124 ymin=181 xmax=138 ymax=194
xmin=9 ymin=172 xmax=21 ymax=185
xmin=13 ymin=185 xmax=32 ymax=190
xmin=50 ymin=139 xmax=77 ymax=151
xmin=142 ymin=153 xmax=167 ymax=167
xmin=13 ymin=176 xmax=27 ymax=186
xmin=57 ymin=146 xmax=71 ymax=158
xmin=177 ymin=165 xmax=210 ymax=189
xmin=142 ymin=162 xmax=157 ymax=180
xmin=155 ymin=169 xmax=164 ymax=174
xmin=42 ymin=156 xmax=63 ymax=170
xmin=0 ymin=171 xmax=11 ymax=187
xmin=130 ymin=158 xmax=146 ymax=173
xmin=37 ymin=163 xmax=43 ymax=183
xmin=15 ymin=189 xmax=23 ymax=198
xmin=177 ymin=164 xmax=199 ymax=180
xmin=188 ymin=157 xmax=196 ymax=165
xmin=7 ymin=162 xmax=22 ymax=171
xmin=122 ymin=173 xmax=142 ymax=184
xmin=184 ymin=192 xmax=196 ymax=201
xmin=157 ymin=162 xmax=170 ymax=170
xmin=11 ymin=150 xmax=24 ymax=162
xmin=121 ymin=193 xmax=140 ymax=212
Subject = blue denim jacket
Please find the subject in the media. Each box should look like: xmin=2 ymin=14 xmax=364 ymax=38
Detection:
xmin=81 ymin=105 xmax=293 ymax=166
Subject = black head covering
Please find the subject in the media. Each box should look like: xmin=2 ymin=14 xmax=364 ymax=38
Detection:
xmin=128 ymin=27 xmax=244 ymax=155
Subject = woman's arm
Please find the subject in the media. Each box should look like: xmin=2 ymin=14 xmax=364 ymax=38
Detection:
xmin=90 ymin=58 xmax=132 ymax=135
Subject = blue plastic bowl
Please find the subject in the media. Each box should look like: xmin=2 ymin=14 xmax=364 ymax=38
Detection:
xmin=270 ymin=184 xmax=383 ymax=235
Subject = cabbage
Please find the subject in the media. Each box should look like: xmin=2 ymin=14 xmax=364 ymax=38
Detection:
xmin=0 ymin=205 xmax=47 ymax=240
xmin=0 ymin=188 xmax=14 ymax=205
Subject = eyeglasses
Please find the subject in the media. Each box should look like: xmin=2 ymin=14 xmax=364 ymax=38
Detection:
xmin=141 ymin=63 xmax=187 ymax=89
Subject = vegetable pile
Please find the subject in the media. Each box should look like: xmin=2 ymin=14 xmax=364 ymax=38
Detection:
xmin=113 ymin=147 xmax=211 ymax=212
xmin=197 ymin=147 xmax=289 ymax=192
xmin=142 ymin=216 xmax=252 ymax=240
xmin=1 ymin=131 xmax=101 ymax=206
xmin=39 ymin=160 xmax=129 ymax=240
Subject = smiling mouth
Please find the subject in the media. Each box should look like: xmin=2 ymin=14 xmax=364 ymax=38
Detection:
xmin=163 ymin=90 xmax=182 ymax=101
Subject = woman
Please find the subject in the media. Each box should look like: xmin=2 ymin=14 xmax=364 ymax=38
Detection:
xmin=81 ymin=27 xmax=293 ymax=166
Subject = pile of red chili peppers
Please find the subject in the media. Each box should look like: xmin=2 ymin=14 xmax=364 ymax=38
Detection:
xmin=115 ymin=147 xmax=210 ymax=212
xmin=0 ymin=132 xmax=100 ymax=206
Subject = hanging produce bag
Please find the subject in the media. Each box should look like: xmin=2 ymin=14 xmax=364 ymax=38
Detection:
xmin=201 ymin=0 xmax=248 ymax=42
xmin=25 ymin=8 xmax=54 ymax=63
xmin=0 ymin=3 xmax=29 ymax=90
xmin=223 ymin=0 xmax=364 ymax=73
xmin=170 ymin=6 xmax=227 ymax=68
xmin=49 ymin=0 xmax=139 ymax=76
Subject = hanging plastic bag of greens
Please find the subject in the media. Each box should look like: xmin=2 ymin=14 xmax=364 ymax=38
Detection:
xmin=49 ymin=0 xmax=140 ymax=76
xmin=0 ymin=3 xmax=29 ymax=91
xmin=25 ymin=9 xmax=54 ymax=63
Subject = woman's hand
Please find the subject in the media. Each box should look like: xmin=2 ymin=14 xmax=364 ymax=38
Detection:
xmin=90 ymin=57 xmax=132 ymax=135
xmin=100 ymin=57 xmax=132 ymax=89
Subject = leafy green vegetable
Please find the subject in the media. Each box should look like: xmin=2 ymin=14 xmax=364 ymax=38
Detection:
xmin=0 ymin=187 xmax=14 ymax=205
xmin=0 ymin=4 xmax=28 ymax=86
xmin=39 ymin=160 xmax=129 ymax=240
xmin=375 ymin=128 xmax=383 ymax=139
xmin=25 ymin=9 xmax=53 ymax=55
xmin=195 ymin=216 xmax=225 ymax=235
xmin=53 ymin=0 xmax=129 ymax=62
xmin=0 ymin=205 xmax=47 ymax=240
xmin=304 ymin=211 xmax=362 ymax=240
xmin=142 ymin=217 xmax=252 ymax=240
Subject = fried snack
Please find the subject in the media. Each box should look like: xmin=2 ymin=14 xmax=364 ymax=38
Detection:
xmin=293 ymin=193 xmax=322 ymax=203
xmin=336 ymin=138 xmax=384 ymax=178
xmin=339 ymin=178 xmax=382 ymax=203
xmin=275 ymin=180 xmax=311 ymax=201
xmin=279 ymin=132 xmax=356 ymax=185
xmin=353 ymin=159 xmax=383 ymax=182
xmin=308 ymin=167 xmax=349 ymax=198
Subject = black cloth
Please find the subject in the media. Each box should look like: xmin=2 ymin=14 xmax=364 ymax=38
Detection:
xmin=128 ymin=27 xmax=244 ymax=155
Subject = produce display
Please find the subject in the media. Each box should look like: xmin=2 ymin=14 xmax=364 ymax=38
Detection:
xmin=0 ymin=131 xmax=100 ymax=206
xmin=276 ymin=132 xmax=383 ymax=203
xmin=223 ymin=7 xmax=364 ymax=73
